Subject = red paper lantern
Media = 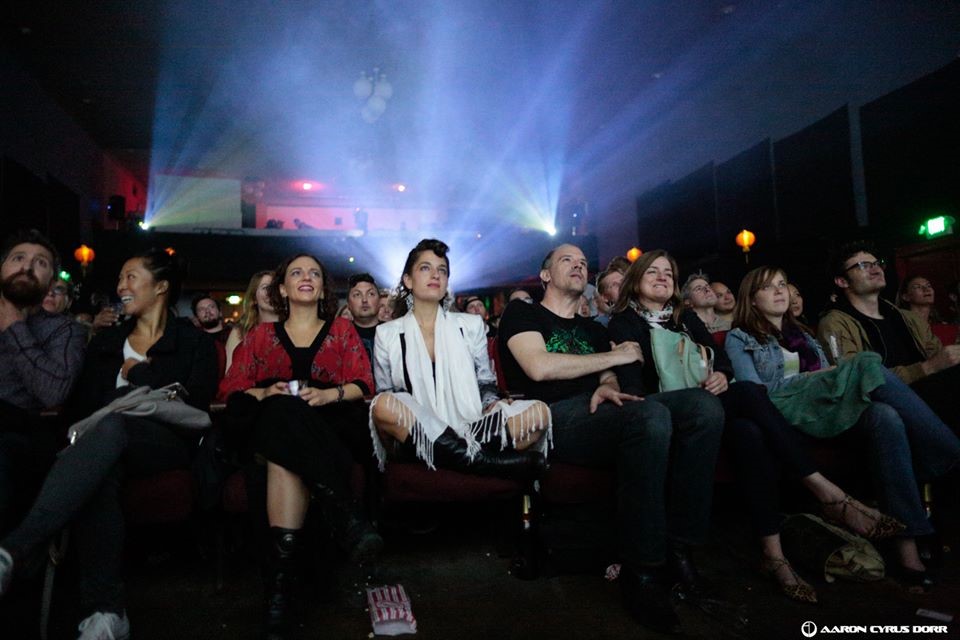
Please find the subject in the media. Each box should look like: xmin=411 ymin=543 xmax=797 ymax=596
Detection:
xmin=73 ymin=244 xmax=95 ymax=267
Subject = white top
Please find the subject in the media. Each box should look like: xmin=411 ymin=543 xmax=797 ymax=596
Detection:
xmin=781 ymin=347 xmax=801 ymax=380
xmin=116 ymin=338 xmax=147 ymax=388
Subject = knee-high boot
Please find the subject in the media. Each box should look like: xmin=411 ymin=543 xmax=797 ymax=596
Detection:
xmin=264 ymin=526 xmax=302 ymax=640
xmin=433 ymin=427 xmax=545 ymax=481
xmin=311 ymin=482 xmax=384 ymax=565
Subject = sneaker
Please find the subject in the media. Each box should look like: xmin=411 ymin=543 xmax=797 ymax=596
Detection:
xmin=77 ymin=611 xmax=130 ymax=640
xmin=0 ymin=547 xmax=12 ymax=597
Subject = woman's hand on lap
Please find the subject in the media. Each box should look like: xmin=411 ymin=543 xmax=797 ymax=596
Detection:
xmin=702 ymin=371 xmax=728 ymax=395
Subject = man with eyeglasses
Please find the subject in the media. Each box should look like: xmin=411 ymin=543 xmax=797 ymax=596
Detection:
xmin=818 ymin=241 xmax=960 ymax=432
xmin=0 ymin=229 xmax=86 ymax=534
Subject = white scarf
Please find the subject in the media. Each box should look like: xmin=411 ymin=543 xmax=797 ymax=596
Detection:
xmin=401 ymin=305 xmax=483 ymax=430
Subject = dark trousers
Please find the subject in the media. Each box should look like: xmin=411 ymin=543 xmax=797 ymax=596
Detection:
xmin=912 ymin=364 xmax=960 ymax=436
xmin=254 ymin=395 xmax=372 ymax=498
xmin=2 ymin=414 xmax=193 ymax=615
xmin=548 ymin=388 xmax=724 ymax=568
xmin=0 ymin=402 xmax=58 ymax=535
xmin=720 ymin=381 xmax=818 ymax=537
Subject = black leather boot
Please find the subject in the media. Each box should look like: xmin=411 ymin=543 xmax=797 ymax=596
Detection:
xmin=312 ymin=483 xmax=384 ymax=565
xmin=667 ymin=544 xmax=709 ymax=600
xmin=620 ymin=565 xmax=681 ymax=635
xmin=264 ymin=527 xmax=301 ymax=640
xmin=433 ymin=427 xmax=545 ymax=481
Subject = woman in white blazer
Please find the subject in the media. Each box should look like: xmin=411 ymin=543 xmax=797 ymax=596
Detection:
xmin=369 ymin=239 xmax=550 ymax=480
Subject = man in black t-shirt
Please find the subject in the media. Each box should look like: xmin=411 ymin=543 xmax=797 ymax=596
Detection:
xmin=818 ymin=242 xmax=960 ymax=432
xmin=499 ymin=244 xmax=724 ymax=634
xmin=346 ymin=273 xmax=380 ymax=366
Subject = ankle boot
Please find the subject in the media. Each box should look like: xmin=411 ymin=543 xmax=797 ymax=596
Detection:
xmin=312 ymin=483 xmax=384 ymax=565
xmin=620 ymin=565 xmax=681 ymax=634
xmin=433 ymin=427 xmax=545 ymax=481
xmin=264 ymin=527 xmax=302 ymax=640
xmin=667 ymin=544 xmax=708 ymax=600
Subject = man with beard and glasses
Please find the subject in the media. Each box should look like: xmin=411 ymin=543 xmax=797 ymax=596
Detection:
xmin=346 ymin=273 xmax=380 ymax=365
xmin=0 ymin=229 xmax=86 ymax=534
xmin=192 ymin=293 xmax=228 ymax=379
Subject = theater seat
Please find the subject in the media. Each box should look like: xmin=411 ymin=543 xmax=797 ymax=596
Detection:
xmin=121 ymin=469 xmax=195 ymax=525
xmin=380 ymin=463 xmax=523 ymax=503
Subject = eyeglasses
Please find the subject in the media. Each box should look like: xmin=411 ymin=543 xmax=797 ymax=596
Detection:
xmin=908 ymin=283 xmax=933 ymax=291
xmin=48 ymin=286 xmax=68 ymax=296
xmin=689 ymin=285 xmax=712 ymax=295
xmin=844 ymin=259 xmax=885 ymax=273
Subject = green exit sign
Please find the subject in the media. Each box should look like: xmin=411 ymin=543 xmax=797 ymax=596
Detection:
xmin=918 ymin=215 xmax=955 ymax=239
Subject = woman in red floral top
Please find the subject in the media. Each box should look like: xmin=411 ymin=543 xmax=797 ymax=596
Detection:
xmin=219 ymin=253 xmax=381 ymax=640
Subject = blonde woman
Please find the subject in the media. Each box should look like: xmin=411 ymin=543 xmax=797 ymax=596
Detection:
xmin=225 ymin=271 xmax=278 ymax=373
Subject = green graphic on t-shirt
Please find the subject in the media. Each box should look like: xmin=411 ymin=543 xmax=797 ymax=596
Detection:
xmin=544 ymin=328 xmax=595 ymax=355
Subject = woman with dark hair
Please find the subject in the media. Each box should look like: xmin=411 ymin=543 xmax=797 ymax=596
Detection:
xmin=608 ymin=250 xmax=901 ymax=603
xmin=219 ymin=253 xmax=380 ymax=639
xmin=0 ymin=248 xmax=218 ymax=638
xmin=726 ymin=265 xmax=960 ymax=590
xmin=370 ymin=239 xmax=549 ymax=477
xmin=224 ymin=270 xmax=278 ymax=373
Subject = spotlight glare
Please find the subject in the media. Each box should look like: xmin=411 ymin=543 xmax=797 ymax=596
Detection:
xmin=226 ymin=294 xmax=242 ymax=305
xmin=394 ymin=183 xmax=406 ymax=193
xmin=138 ymin=221 xmax=150 ymax=230
xmin=348 ymin=256 xmax=355 ymax=263
xmin=302 ymin=182 xmax=313 ymax=191
xmin=546 ymin=224 xmax=557 ymax=236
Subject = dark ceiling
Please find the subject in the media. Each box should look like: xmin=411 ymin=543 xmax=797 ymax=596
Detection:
xmin=4 ymin=1 xmax=960 ymax=259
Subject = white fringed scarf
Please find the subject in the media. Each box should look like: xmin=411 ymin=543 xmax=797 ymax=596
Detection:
xmin=368 ymin=306 xmax=551 ymax=470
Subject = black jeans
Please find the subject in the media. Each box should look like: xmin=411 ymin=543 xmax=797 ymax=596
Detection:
xmin=719 ymin=381 xmax=819 ymax=537
xmin=548 ymin=388 xmax=724 ymax=568
xmin=0 ymin=401 xmax=58 ymax=535
xmin=2 ymin=413 xmax=193 ymax=615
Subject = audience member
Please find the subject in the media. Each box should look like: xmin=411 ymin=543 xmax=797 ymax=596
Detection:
xmin=508 ymin=288 xmax=533 ymax=303
xmin=462 ymin=295 xmax=497 ymax=338
xmin=897 ymin=275 xmax=940 ymax=325
xmin=0 ymin=230 xmax=86 ymax=533
xmin=727 ymin=265 xmax=960 ymax=588
xmin=346 ymin=273 xmax=380 ymax=363
xmin=498 ymin=243 xmax=724 ymax=633
xmin=0 ymin=247 xmax=218 ymax=637
xmin=377 ymin=289 xmax=395 ymax=323
xmin=192 ymin=293 xmax=228 ymax=343
xmin=786 ymin=283 xmax=809 ymax=325
xmin=218 ymin=253 xmax=381 ymax=639
xmin=225 ymin=271 xmax=278 ymax=374
xmin=595 ymin=266 xmax=624 ymax=326
xmin=370 ymin=239 xmax=547 ymax=477
xmin=817 ymin=242 xmax=960 ymax=432
xmin=709 ymin=281 xmax=735 ymax=331
xmin=611 ymin=251 xmax=899 ymax=604
xmin=41 ymin=276 xmax=76 ymax=315
xmin=680 ymin=272 xmax=726 ymax=333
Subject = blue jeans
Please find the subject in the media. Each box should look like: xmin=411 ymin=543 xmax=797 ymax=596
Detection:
xmin=548 ymin=388 xmax=724 ymax=567
xmin=850 ymin=369 xmax=960 ymax=537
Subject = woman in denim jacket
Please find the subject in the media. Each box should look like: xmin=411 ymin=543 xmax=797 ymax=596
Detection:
xmin=726 ymin=266 xmax=960 ymax=590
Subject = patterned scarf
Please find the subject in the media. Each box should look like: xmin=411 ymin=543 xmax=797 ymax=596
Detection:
xmin=632 ymin=300 xmax=675 ymax=326
xmin=779 ymin=323 xmax=822 ymax=373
